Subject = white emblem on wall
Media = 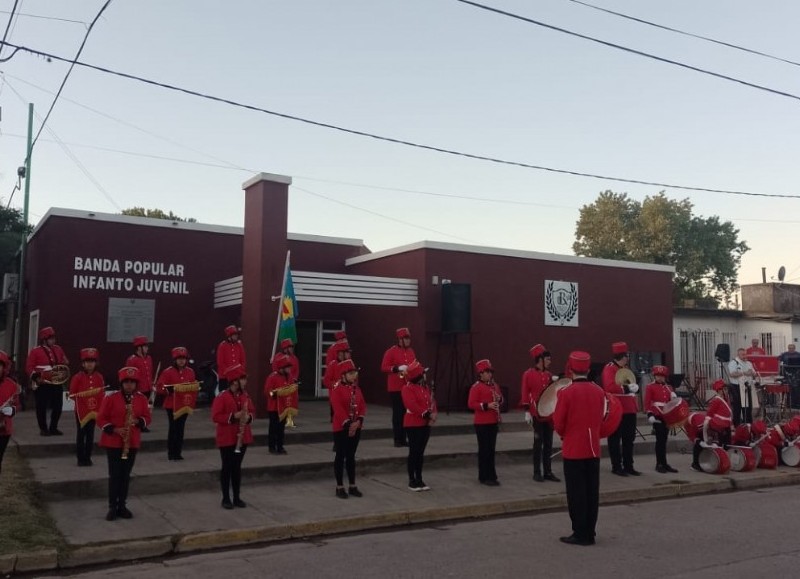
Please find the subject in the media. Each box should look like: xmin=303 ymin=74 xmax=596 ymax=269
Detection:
xmin=544 ymin=280 xmax=579 ymax=327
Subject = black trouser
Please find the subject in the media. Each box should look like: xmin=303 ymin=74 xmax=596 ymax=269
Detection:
xmin=75 ymin=417 xmax=95 ymax=464
xmin=406 ymin=426 xmax=431 ymax=484
xmin=219 ymin=445 xmax=246 ymax=501
xmin=475 ymin=423 xmax=499 ymax=482
xmin=390 ymin=392 xmax=406 ymax=444
xmin=333 ymin=429 xmax=361 ymax=486
xmin=106 ymin=447 xmax=137 ymax=509
xmin=728 ymin=384 xmax=743 ymax=426
xmin=607 ymin=413 xmax=636 ymax=471
xmin=0 ymin=435 xmax=9 ymax=473
xmin=166 ymin=410 xmax=188 ymax=459
xmin=532 ymin=419 xmax=554 ymax=476
xmin=268 ymin=411 xmax=286 ymax=451
xmin=653 ymin=421 xmax=668 ymax=466
xmin=35 ymin=384 xmax=63 ymax=432
xmin=563 ymin=458 xmax=600 ymax=541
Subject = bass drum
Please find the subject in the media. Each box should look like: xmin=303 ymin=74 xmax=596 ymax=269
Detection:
xmin=599 ymin=394 xmax=623 ymax=438
xmin=699 ymin=447 xmax=731 ymax=474
xmin=757 ymin=441 xmax=778 ymax=469
xmin=727 ymin=446 xmax=757 ymax=472
xmin=536 ymin=378 xmax=572 ymax=422
xmin=780 ymin=441 xmax=800 ymax=467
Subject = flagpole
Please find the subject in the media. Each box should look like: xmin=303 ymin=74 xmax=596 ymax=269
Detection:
xmin=272 ymin=250 xmax=291 ymax=358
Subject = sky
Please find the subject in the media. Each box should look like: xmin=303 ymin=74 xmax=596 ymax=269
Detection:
xmin=1 ymin=0 xmax=799 ymax=289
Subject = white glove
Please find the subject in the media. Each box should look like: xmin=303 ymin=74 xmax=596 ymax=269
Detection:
xmin=647 ymin=415 xmax=657 ymax=425
xmin=627 ymin=383 xmax=639 ymax=394
xmin=398 ymin=365 xmax=408 ymax=373
xmin=699 ymin=440 xmax=711 ymax=449
xmin=551 ymin=375 xmax=559 ymax=382
xmin=524 ymin=411 xmax=533 ymax=426
xmin=670 ymin=391 xmax=677 ymax=399
xmin=1 ymin=406 xmax=12 ymax=416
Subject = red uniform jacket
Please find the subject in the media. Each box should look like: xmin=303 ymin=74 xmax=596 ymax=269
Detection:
xmin=553 ymin=379 xmax=606 ymax=459
xmin=602 ymin=362 xmax=639 ymax=414
xmin=217 ymin=340 xmax=246 ymax=376
xmin=156 ymin=366 xmax=197 ymax=410
xmin=0 ymin=377 xmax=19 ymax=436
xmin=746 ymin=346 xmax=766 ymax=356
xmin=211 ymin=389 xmax=255 ymax=448
xmin=520 ymin=368 xmax=551 ymax=418
xmin=97 ymin=391 xmax=152 ymax=449
xmin=286 ymin=354 xmax=300 ymax=382
xmin=263 ymin=372 xmax=291 ymax=413
xmin=707 ymin=395 xmax=733 ymax=431
xmin=330 ymin=382 xmax=366 ymax=433
xmin=125 ymin=354 xmax=153 ymax=394
xmin=323 ymin=360 xmax=339 ymax=390
xmin=381 ymin=345 xmax=416 ymax=393
xmin=468 ymin=381 xmax=503 ymax=425
xmin=26 ymin=345 xmax=68 ymax=379
xmin=644 ymin=382 xmax=673 ymax=418
xmin=69 ymin=370 xmax=105 ymax=423
xmin=402 ymin=382 xmax=437 ymax=428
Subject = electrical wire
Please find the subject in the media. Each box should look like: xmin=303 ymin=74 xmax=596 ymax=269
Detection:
xmin=0 ymin=9 xmax=89 ymax=28
xmin=0 ymin=40 xmax=798 ymax=199
xmin=0 ymin=0 xmax=20 ymax=59
xmin=565 ymin=0 xmax=800 ymax=68
xmin=452 ymin=1 xmax=800 ymax=103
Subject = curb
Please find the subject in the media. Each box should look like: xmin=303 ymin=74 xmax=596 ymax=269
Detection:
xmin=7 ymin=471 xmax=799 ymax=574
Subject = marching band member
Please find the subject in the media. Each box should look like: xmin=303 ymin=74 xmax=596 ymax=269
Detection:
xmin=264 ymin=353 xmax=293 ymax=454
xmin=0 ymin=351 xmax=19 ymax=474
xmin=280 ymin=338 xmax=300 ymax=382
xmin=97 ymin=367 xmax=152 ymax=521
xmin=690 ymin=380 xmax=732 ymax=472
xmin=401 ymin=360 xmax=436 ymax=491
xmin=602 ymin=341 xmax=640 ymax=476
xmin=156 ymin=347 xmax=197 ymax=461
xmin=68 ymin=348 xmax=105 ymax=466
xmin=553 ymin=351 xmax=605 ymax=546
xmin=216 ymin=325 xmax=246 ymax=391
xmin=381 ymin=327 xmax=416 ymax=447
xmin=521 ymin=344 xmax=560 ymax=483
xmin=26 ymin=326 xmax=69 ymax=436
xmin=125 ymin=336 xmax=154 ymax=399
xmin=212 ymin=364 xmax=254 ymax=509
xmin=728 ymin=348 xmax=757 ymax=426
xmin=644 ymin=365 xmax=679 ymax=474
xmin=330 ymin=359 xmax=366 ymax=499
xmin=325 ymin=331 xmax=348 ymax=367
xmin=324 ymin=340 xmax=350 ymax=391
xmin=468 ymin=359 xmax=502 ymax=486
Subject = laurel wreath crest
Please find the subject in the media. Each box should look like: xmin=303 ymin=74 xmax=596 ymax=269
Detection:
xmin=545 ymin=281 xmax=578 ymax=325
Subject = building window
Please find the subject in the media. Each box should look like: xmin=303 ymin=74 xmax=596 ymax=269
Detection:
xmin=760 ymin=333 xmax=773 ymax=355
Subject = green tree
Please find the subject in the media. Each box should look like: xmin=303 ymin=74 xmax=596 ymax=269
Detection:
xmin=121 ymin=207 xmax=197 ymax=222
xmin=573 ymin=191 xmax=749 ymax=306
xmin=0 ymin=204 xmax=33 ymax=326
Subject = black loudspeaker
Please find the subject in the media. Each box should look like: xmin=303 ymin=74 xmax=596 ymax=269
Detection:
xmin=441 ymin=283 xmax=471 ymax=333
xmin=715 ymin=343 xmax=730 ymax=363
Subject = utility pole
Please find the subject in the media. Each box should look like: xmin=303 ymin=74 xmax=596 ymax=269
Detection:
xmin=14 ymin=102 xmax=33 ymax=369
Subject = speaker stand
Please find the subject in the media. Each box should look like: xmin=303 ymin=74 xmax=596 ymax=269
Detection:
xmin=432 ymin=332 xmax=475 ymax=414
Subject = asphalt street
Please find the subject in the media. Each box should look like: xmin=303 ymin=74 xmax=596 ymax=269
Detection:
xmin=47 ymin=485 xmax=799 ymax=579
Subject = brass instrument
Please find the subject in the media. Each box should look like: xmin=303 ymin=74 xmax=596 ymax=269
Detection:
xmin=35 ymin=364 xmax=71 ymax=387
xmin=614 ymin=368 xmax=638 ymax=389
xmin=149 ymin=362 xmax=162 ymax=408
xmin=490 ymin=381 xmax=502 ymax=425
xmin=234 ymin=393 xmax=249 ymax=454
xmin=121 ymin=394 xmax=134 ymax=460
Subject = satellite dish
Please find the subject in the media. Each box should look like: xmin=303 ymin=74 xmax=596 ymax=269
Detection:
xmin=778 ymin=266 xmax=786 ymax=282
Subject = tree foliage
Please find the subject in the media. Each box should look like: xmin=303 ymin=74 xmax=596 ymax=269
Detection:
xmin=121 ymin=207 xmax=196 ymax=222
xmin=573 ymin=191 xmax=749 ymax=306
xmin=0 ymin=205 xmax=33 ymax=277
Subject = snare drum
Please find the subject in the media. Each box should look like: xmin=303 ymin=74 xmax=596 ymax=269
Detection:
xmin=780 ymin=441 xmax=800 ymax=467
xmin=684 ymin=412 xmax=706 ymax=442
xmin=727 ymin=446 xmax=757 ymax=472
xmin=699 ymin=447 xmax=731 ymax=474
xmin=757 ymin=441 xmax=778 ymax=469
xmin=659 ymin=398 xmax=689 ymax=429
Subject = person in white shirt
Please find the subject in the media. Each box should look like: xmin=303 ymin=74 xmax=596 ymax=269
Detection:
xmin=728 ymin=348 xmax=758 ymax=425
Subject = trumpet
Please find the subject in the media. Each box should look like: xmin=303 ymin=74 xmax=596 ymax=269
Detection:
xmin=121 ymin=394 xmax=134 ymax=460
xmin=234 ymin=394 xmax=249 ymax=454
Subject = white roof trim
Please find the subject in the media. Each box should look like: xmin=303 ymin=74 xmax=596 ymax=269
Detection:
xmin=345 ymin=240 xmax=675 ymax=273
xmin=29 ymin=208 xmax=364 ymax=247
xmin=242 ymin=172 xmax=292 ymax=188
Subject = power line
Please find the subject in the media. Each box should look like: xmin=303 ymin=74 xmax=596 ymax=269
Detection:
xmin=0 ymin=0 xmax=20 ymax=59
xmin=0 ymin=9 xmax=89 ymax=28
xmin=565 ymin=0 xmax=800 ymax=68
xmin=0 ymin=41 xmax=798 ymax=200
xmin=452 ymin=0 xmax=800 ymax=102
xmin=31 ymin=0 xmax=113 ymax=150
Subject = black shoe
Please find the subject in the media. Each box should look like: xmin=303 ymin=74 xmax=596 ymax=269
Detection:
xmin=624 ymin=469 xmax=642 ymax=476
xmin=611 ymin=468 xmax=628 ymax=477
xmin=533 ymin=473 xmax=544 ymax=482
xmin=221 ymin=499 xmax=234 ymax=510
xmin=665 ymin=465 xmax=678 ymax=473
xmin=336 ymin=487 xmax=348 ymax=499
xmin=50 ymin=429 xmax=64 ymax=436
xmin=483 ymin=480 xmax=500 ymax=487
xmin=268 ymin=448 xmax=278 ymax=454
xmin=544 ymin=473 xmax=561 ymax=482
xmin=408 ymin=481 xmax=423 ymax=492
xmin=105 ymin=508 xmax=117 ymax=521
xmin=348 ymin=486 xmax=363 ymax=497
xmin=40 ymin=430 xmax=51 ymax=437
xmin=690 ymin=463 xmax=702 ymax=472
xmin=559 ymin=535 xmax=594 ymax=546
xmin=87 ymin=458 xmax=93 ymax=466
xmin=175 ymin=455 xmax=184 ymax=461
xmin=117 ymin=506 xmax=133 ymax=519
xmin=277 ymin=448 xmax=288 ymax=455
xmin=394 ymin=441 xmax=408 ymax=448
xmin=418 ymin=480 xmax=430 ymax=491
xmin=655 ymin=465 xmax=669 ymax=474
xmin=233 ymin=499 xmax=247 ymax=508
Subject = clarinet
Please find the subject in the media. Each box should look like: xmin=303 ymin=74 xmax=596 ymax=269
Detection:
xmin=490 ymin=380 xmax=502 ymax=425
xmin=234 ymin=392 xmax=249 ymax=454
xmin=121 ymin=394 xmax=134 ymax=460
